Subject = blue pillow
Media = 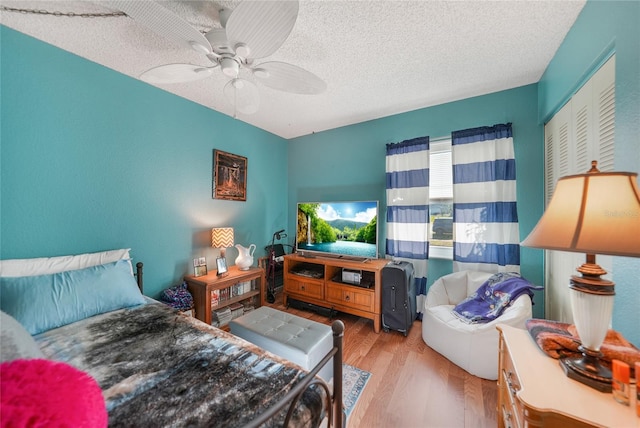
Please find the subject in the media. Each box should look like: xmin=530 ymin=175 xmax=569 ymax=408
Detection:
xmin=0 ymin=260 xmax=146 ymax=335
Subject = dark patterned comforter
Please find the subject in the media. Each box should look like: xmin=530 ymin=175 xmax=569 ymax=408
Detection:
xmin=34 ymin=302 xmax=324 ymax=427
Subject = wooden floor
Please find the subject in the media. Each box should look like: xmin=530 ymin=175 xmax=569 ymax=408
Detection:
xmin=267 ymin=295 xmax=498 ymax=428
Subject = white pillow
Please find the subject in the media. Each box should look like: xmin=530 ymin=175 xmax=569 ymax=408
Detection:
xmin=0 ymin=311 xmax=45 ymax=362
xmin=0 ymin=249 xmax=132 ymax=277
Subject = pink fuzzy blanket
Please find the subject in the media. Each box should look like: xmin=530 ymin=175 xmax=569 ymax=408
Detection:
xmin=0 ymin=359 xmax=107 ymax=428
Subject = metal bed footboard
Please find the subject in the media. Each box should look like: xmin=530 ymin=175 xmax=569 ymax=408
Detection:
xmin=243 ymin=320 xmax=345 ymax=428
xmin=135 ymin=261 xmax=344 ymax=427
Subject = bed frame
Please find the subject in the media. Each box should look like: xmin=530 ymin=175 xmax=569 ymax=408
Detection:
xmin=134 ymin=261 xmax=345 ymax=428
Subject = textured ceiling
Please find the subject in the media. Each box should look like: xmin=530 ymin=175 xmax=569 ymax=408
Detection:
xmin=1 ymin=0 xmax=586 ymax=139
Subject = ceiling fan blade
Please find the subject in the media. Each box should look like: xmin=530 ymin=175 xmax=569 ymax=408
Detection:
xmin=224 ymin=78 xmax=260 ymax=115
xmin=110 ymin=1 xmax=212 ymax=54
xmin=225 ymin=1 xmax=299 ymax=59
xmin=252 ymin=62 xmax=326 ymax=95
xmin=140 ymin=64 xmax=217 ymax=84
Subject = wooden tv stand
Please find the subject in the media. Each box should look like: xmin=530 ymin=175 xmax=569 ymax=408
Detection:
xmin=283 ymin=254 xmax=389 ymax=333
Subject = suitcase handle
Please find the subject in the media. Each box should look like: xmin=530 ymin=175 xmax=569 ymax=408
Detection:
xmin=391 ymin=285 xmax=396 ymax=311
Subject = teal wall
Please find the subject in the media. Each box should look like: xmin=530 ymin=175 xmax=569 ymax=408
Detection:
xmin=0 ymin=27 xmax=289 ymax=298
xmin=288 ymin=85 xmax=546 ymax=318
xmin=2 ymin=0 xmax=637 ymax=344
xmin=538 ymin=0 xmax=640 ymax=346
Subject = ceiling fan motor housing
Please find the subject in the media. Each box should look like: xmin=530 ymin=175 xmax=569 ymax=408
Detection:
xmin=220 ymin=57 xmax=240 ymax=78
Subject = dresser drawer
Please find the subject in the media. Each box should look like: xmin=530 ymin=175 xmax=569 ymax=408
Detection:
xmin=326 ymin=283 xmax=374 ymax=312
xmin=499 ymin=345 xmax=523 ymax=428
xmin=285 ymin=277 xmax=324 ymax=300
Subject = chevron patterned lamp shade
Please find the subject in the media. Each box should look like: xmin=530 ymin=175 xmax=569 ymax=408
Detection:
xmin=211 ymin=227 xmax=234 ymax=257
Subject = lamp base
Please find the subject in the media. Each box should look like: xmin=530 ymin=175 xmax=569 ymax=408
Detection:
xmin=560 ymin=347 xmax=612 ymax=392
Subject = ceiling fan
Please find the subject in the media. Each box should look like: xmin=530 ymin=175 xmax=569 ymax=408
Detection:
xmin=111 ymin=0 xmax=326 ymax=115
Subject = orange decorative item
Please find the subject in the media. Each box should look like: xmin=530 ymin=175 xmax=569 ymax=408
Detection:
xmin=612 ymin=359 xmax=630 ymax=405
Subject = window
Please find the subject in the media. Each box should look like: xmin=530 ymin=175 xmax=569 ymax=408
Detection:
xmin=429 ymin=138 xmax=453 ymax=259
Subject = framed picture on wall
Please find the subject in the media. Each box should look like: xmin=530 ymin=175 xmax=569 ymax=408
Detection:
xmin=213 ymin=150 xmax=247 ymax=201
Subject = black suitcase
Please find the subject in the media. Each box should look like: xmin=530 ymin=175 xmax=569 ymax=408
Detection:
xmin=381 ymin=261 xmax=416 ymax=336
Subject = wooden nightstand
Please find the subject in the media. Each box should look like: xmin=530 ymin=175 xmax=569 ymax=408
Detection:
xmin=184 ymin=266 xmax=265 ymax=329
xmin=497 ymin=324 xmax=637 ymax=428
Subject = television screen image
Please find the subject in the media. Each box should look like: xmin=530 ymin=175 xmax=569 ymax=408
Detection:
xmin=296 ymin=201 xmax=378 ymax=259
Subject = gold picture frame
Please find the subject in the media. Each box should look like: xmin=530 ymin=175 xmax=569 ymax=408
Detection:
xmin=213 ymin=150 xmax=247 ymax=201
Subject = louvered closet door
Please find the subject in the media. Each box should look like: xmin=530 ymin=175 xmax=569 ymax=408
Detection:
xmin=543 ymin=55 xmax=615 ymax=323
xmin=544 ymin=103 xmax=575 ymax=322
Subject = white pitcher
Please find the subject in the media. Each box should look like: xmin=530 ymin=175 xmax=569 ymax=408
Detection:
xmin=235 ymin=244 xmax=256 ymax=270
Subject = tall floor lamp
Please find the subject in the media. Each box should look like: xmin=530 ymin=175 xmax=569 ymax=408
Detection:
xmin=521 ymin=161 xmax=640 ymax=392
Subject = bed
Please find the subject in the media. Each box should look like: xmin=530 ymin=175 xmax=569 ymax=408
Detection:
xmin=0 ymin=249 xmax=344 ymax=427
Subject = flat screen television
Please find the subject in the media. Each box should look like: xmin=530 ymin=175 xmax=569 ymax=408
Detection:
xmin=295 ymin=201 xmax=379 ymax=259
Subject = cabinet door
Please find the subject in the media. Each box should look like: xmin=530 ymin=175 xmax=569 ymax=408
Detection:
xmin=286 ymin=277 xmax=324 ymax=299
xmin=327 ymin=284 xmax=374 ymax=312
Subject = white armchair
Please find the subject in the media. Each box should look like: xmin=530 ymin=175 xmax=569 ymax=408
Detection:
xmin=421 ymin=271 xmax=533 ymax=380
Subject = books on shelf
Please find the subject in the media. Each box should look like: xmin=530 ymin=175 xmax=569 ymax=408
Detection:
xmin=210 ymin=289 xmax=220 ymax=308
xmin=231 ymin=283 xmax=241 ymax=297
xmin=229 ymin=303 xmax=244 ymax=320
xmin=218 ymin=287 xmax=230 ymax=302
xmin=208 ymin=278 xmax=260 ymax=324
xmin=212 ymin=307 xmax=232 ymax=326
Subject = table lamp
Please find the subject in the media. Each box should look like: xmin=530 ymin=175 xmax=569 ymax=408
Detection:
xmin=521 ymin=160 xmax=640 ymax=392
xmin=211 ymin=227 xmax=234 ymax=273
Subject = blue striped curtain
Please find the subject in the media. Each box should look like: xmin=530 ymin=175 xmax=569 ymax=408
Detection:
xmin=451 ymin=124 xmax=520 ymax=273
xmin=385 ymin=137 xmax=429 ymax=316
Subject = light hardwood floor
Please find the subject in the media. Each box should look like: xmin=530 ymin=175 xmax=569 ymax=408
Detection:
xmin=267 ymin=295 xmax=498 ymax=428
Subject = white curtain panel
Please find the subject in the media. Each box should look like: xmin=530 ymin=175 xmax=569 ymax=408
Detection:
xmin=385 ymin=137 xmax=429 ymax=315
xmin=451 ymin=124 xmax=521 ymax=273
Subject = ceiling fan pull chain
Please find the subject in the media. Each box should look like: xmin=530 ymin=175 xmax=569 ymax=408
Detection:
xmin=0 ymin=5 xmax=126 ymax=18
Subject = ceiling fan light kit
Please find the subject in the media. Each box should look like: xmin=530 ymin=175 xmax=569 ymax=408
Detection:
xmin=113 ymin=0 xmax=325 ymax=116
xmin=220 ymin=57 xmax=240 ymax=78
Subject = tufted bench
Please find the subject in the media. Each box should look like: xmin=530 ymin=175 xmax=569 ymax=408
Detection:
xmin=229 ymin=306 xmax=333 ymax=383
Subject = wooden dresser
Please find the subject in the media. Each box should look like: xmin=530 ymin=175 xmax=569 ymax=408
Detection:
xmin=497 ymin=324 xmax=637 ymax=428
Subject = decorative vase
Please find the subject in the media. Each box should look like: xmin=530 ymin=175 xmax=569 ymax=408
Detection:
xmin=235 ymin=244 xmax=256 ymax=270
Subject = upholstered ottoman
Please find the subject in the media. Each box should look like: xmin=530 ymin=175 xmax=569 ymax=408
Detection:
xmin=229 ymin=306 xmax=333 ymax=383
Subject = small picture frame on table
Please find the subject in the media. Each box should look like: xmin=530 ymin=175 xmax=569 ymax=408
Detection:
xmin=193 ymin=257 xmax=207 ymax=277
xmin=216 ymin=257 xmax=228 ymax=277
